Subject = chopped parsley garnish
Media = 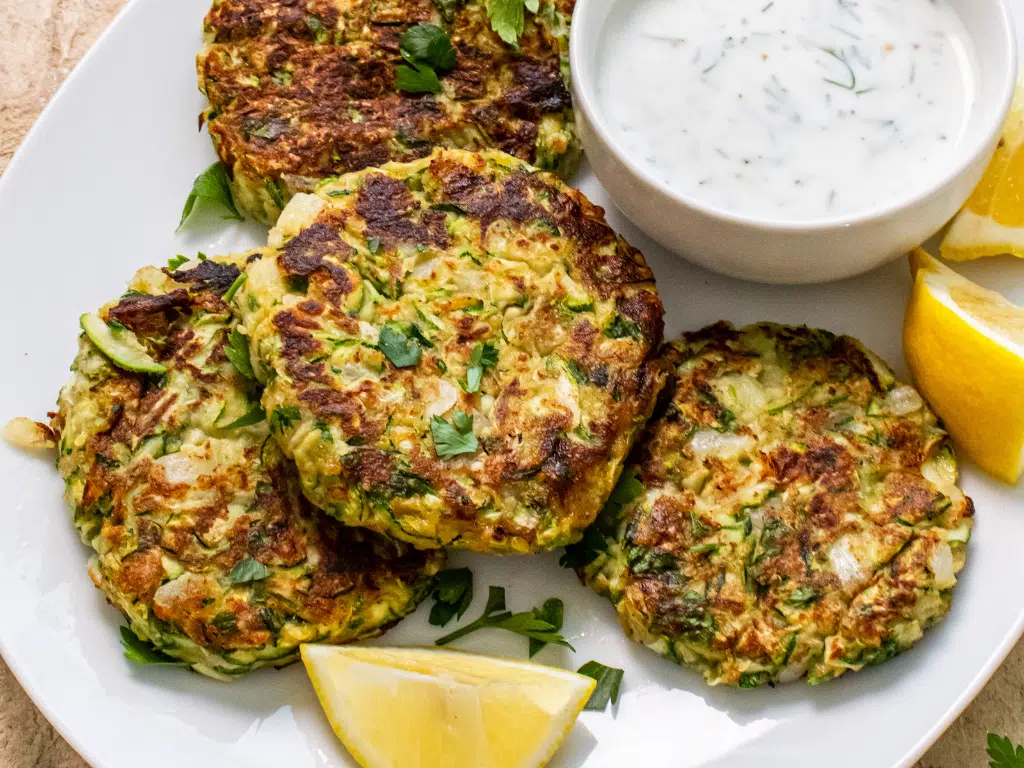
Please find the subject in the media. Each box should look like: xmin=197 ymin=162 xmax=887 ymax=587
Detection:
xmin=431 ymin=410 xmax=478 ymax=460
xmin=463 ymin=341 xmax=498 ymax=393
xmin=378 ymin=325 xmax=422 ymax=368
xmin=395 ymin=23 xmax=458 ymax=94
xmin=577 ymin=661 xmax=623 ymax=711
xmin=229 ymin=557 xmax=273 ymax=584
xmin=487 ymin=0 xmax=540 ymax=45
xmin=120 ymin=626 xmax=186 ymax=667
xmin=269 ymin=405 xmax=301 ymax=433
xmin=167 ymin=254 xmax=190 ymax=270
xmin=221 ymin=404 xmax=266 ymax=430
xmin=988 ymin=734 xmax=1024 ymax=768
xmin=428 ymin=567 xmax=474 ymax=627
xmin=224 ymin=329 xmax=255 ymax=380
xmin=178 ymin=162 xmax=242 ymax=230
xmin=434 ymin=586 xmax=574 ymax=652
xmin=366 ymin=235 xmax=382 ymax=254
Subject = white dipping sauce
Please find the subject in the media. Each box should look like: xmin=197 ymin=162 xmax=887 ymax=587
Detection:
xmin=598 ymin=0 xmax=978 ymax=220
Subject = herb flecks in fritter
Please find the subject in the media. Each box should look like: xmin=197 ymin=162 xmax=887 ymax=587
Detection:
xmin=197 ymin=0 xmax=578 ymax=224
xmin=236 ymin=148 xmax=666 ymax=553
xmin=50 ymin=257 xmax=443 ymax=679
xmin=578 ymin=322 xmax=974 ymax=687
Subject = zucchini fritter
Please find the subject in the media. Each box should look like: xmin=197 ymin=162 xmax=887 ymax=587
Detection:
xmin=236 ymin=148 xmax=666 ymax=553
xmin=198 ymin=0 xmax=578 ymax=223
xmin=576 ymin=322 xmax=973 ymax=687
xmin=52 ymin=257 xmax=443 ymax=679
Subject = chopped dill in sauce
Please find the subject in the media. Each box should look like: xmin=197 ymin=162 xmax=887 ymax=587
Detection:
xmin=597 ymin=0 xmax=977 ymax=220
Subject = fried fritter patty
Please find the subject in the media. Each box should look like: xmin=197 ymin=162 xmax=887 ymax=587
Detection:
xmin=198 ymin=0 xmax=578 ymax=223
xmin=52 ymin=257 xmax=443 ymax=679
xmin=575 ymin=322 xmax=973 ymax=687
xmin=235 ymin=148 xmax=666 ymax=553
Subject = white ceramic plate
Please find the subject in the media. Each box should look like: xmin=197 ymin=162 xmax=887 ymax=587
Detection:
xmin=1 ymin=1 xmax=1022 ymax=766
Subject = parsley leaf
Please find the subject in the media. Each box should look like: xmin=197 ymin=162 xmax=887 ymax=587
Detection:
xmin=605 ymin=314 xmax=643 ymax=340
xmin=558 ymin=527 xmax=607 ymax=569
xmin=367 ymin=235 xmax=382 ymax=254
xmin=396 ymin=62 xmax=442 ymax=94
xmin=487 ymin=0 xmax=528 ymax=44
xmin=178 ymin=162 xmax=242 ymax=230
xmin=400 ymin=23 xmax=458 ymax=70
xmin=434 ymin=586 xmax=574 ymax=652
xmin=225 ymin=329 xmax=255 ymax=380
xmin=167 ymin=254 xmax=190 ymax=270
xmin=269 ymin=405 xmax=301 ymax=433
xmin=428 ymin=567 xmax=474 ymax=627
xmin=229 ymin=557 xmax=273 ymax=584
xmin=431 ymin=411 xmax=478 ymax=460
xmin=578 ymin=661 xmax=624 ymax=711
xmin=528 ymin=598 xmax=563 ymax=657
xmin=223 ymin=272 xmax=248 ymax=303
xmin=221 ymin=404 xmax=266 ymax=430
xmin=120 ymin=626 xmax=186 ymax=667
xmin=379 ymin=325 xmax=422 ymax=368
xmin=464 ymin=341 xmax=498 ymax=393
xmin=988 ymin=734 xmax=1024 ymax=768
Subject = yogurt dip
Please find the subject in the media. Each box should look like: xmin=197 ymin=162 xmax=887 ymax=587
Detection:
xmin=597 ymin=0 xmax=979 ymax=221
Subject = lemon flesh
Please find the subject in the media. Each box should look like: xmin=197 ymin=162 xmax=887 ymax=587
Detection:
xmin=904 ymin=249 xmax=1024 ymax=483
xmin=301 ymin=645 xmax=596 ymax=768
xmin=942 ymin=84 xmax=1024 ymax=261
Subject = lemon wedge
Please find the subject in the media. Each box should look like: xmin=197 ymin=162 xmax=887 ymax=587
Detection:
xmin=942 ymin=84 xmax=1024 ymax=261
xmin=300 ymin=645 xmax=596 ymax=768
xmin=903 ymin=248 xmax=1024 ymax=483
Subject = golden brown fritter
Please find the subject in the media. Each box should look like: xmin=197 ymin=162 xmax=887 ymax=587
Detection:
xmin=236 ymin=148 xmax=666 ymax=553
xmin=52 ymin=256 xmax=443 ymax=678
xmin=198 ymin=0 xmax=578 ymax=223
xmin=573 ymin=322 xmax=973 ymax=687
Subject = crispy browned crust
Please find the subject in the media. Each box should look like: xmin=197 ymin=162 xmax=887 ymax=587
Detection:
xmin=53 ymin=258 xmax=443 ymax=676
xmin=239 ymin=148 xmax=667 ymax=553
xmin=198 ymin=0 xmax=577 ymax=222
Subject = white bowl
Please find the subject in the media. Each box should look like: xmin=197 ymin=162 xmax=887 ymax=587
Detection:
xmin=570 ymin=0 xmax=1018 ymax=284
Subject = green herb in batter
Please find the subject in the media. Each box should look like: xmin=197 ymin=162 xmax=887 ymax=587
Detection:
xmin=178 ymin=162 xmax=241 ymax=230
xmin=429 ymin=567 xmax=474 ymax=627
xmin=605 ymin=315 xmax=643 ymax=341
xmin=120 ymin=626 xmax=187 ymax=667
xmin=464 ymin=341 xmax=498 ymax=393
xmin=577 ymin=661 xmax=623 ymax=711
xmin=379 ymin=325 xmax=422 ymax=368
xmin=229 ymin=557 xmax=273 ymax=584
xmin=221 ymin=404 xmax=266 ymax=430
xmin=559 ymin=469 xmax=644 ymax=568
xmin=431 ymin=411 xmax=478 ymax=459
xmin=269 ymin=406 xmax=301 ymax=433
xmin=224 ymin=272 xmax=248 ymax=303
xmin=988 ymin=734 xmax=1024 ymax=768
xmin=396 ymin=23 xmax=457 ymax=94
xmin=366 ymin=235 xmax=382 ymax=254
xmin=434 ymin=586 xmax=573 ymax=651
xmin=225 ymin=329 xmax=255 ymax=380
xmin=167 ymin=254 xmax=190 ymax=270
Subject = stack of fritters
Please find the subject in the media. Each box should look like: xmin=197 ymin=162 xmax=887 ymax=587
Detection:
xmin=197 ymin=0 xmax=578 ymax=223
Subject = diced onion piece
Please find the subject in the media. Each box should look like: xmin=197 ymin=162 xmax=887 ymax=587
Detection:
xmin=883 ymin=385 xmax=923 ymax=416
xmin=690 ymin=429 xmax=755 ymax=458
xmin=929 ymin=542 xmax=956 ymax=589
xmin=426 ymin=379 xmax=459 ymax=419
xmin=829 ymin=538 xmax=864 ymax=587
xmin=777 ymin=660 xmax=808 ymax=684
xmin=3 ymin=418 xmax=55 ymax=450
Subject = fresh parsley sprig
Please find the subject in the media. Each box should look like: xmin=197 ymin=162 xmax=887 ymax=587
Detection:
xmin=225 ymin=328 xmax=256 ymax=380
xmin=577 ymin=661 xmax=624 ymax=711
xmin=434 ymin=586 xmax=574 ymax=652
xmin=396 ymin=23 xmax=458 ymax=94
xmin=178 ymin=162 xmax=242 ymax=230
xmin=431 ymin=410 xmax=478 ymax=459
xmin=487 ymin=0 xmax=540 ymax=46
xmin=379 ymin=324 xmax=423 ymax=368
xmin=429 ymin=567 xmax=474 ymax=627
xmin=989 ymin=734 xmax=1024 ymax=768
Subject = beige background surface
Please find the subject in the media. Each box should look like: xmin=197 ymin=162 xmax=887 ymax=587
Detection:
xmin=0 ymin=1 xmax=1019 ymax=766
